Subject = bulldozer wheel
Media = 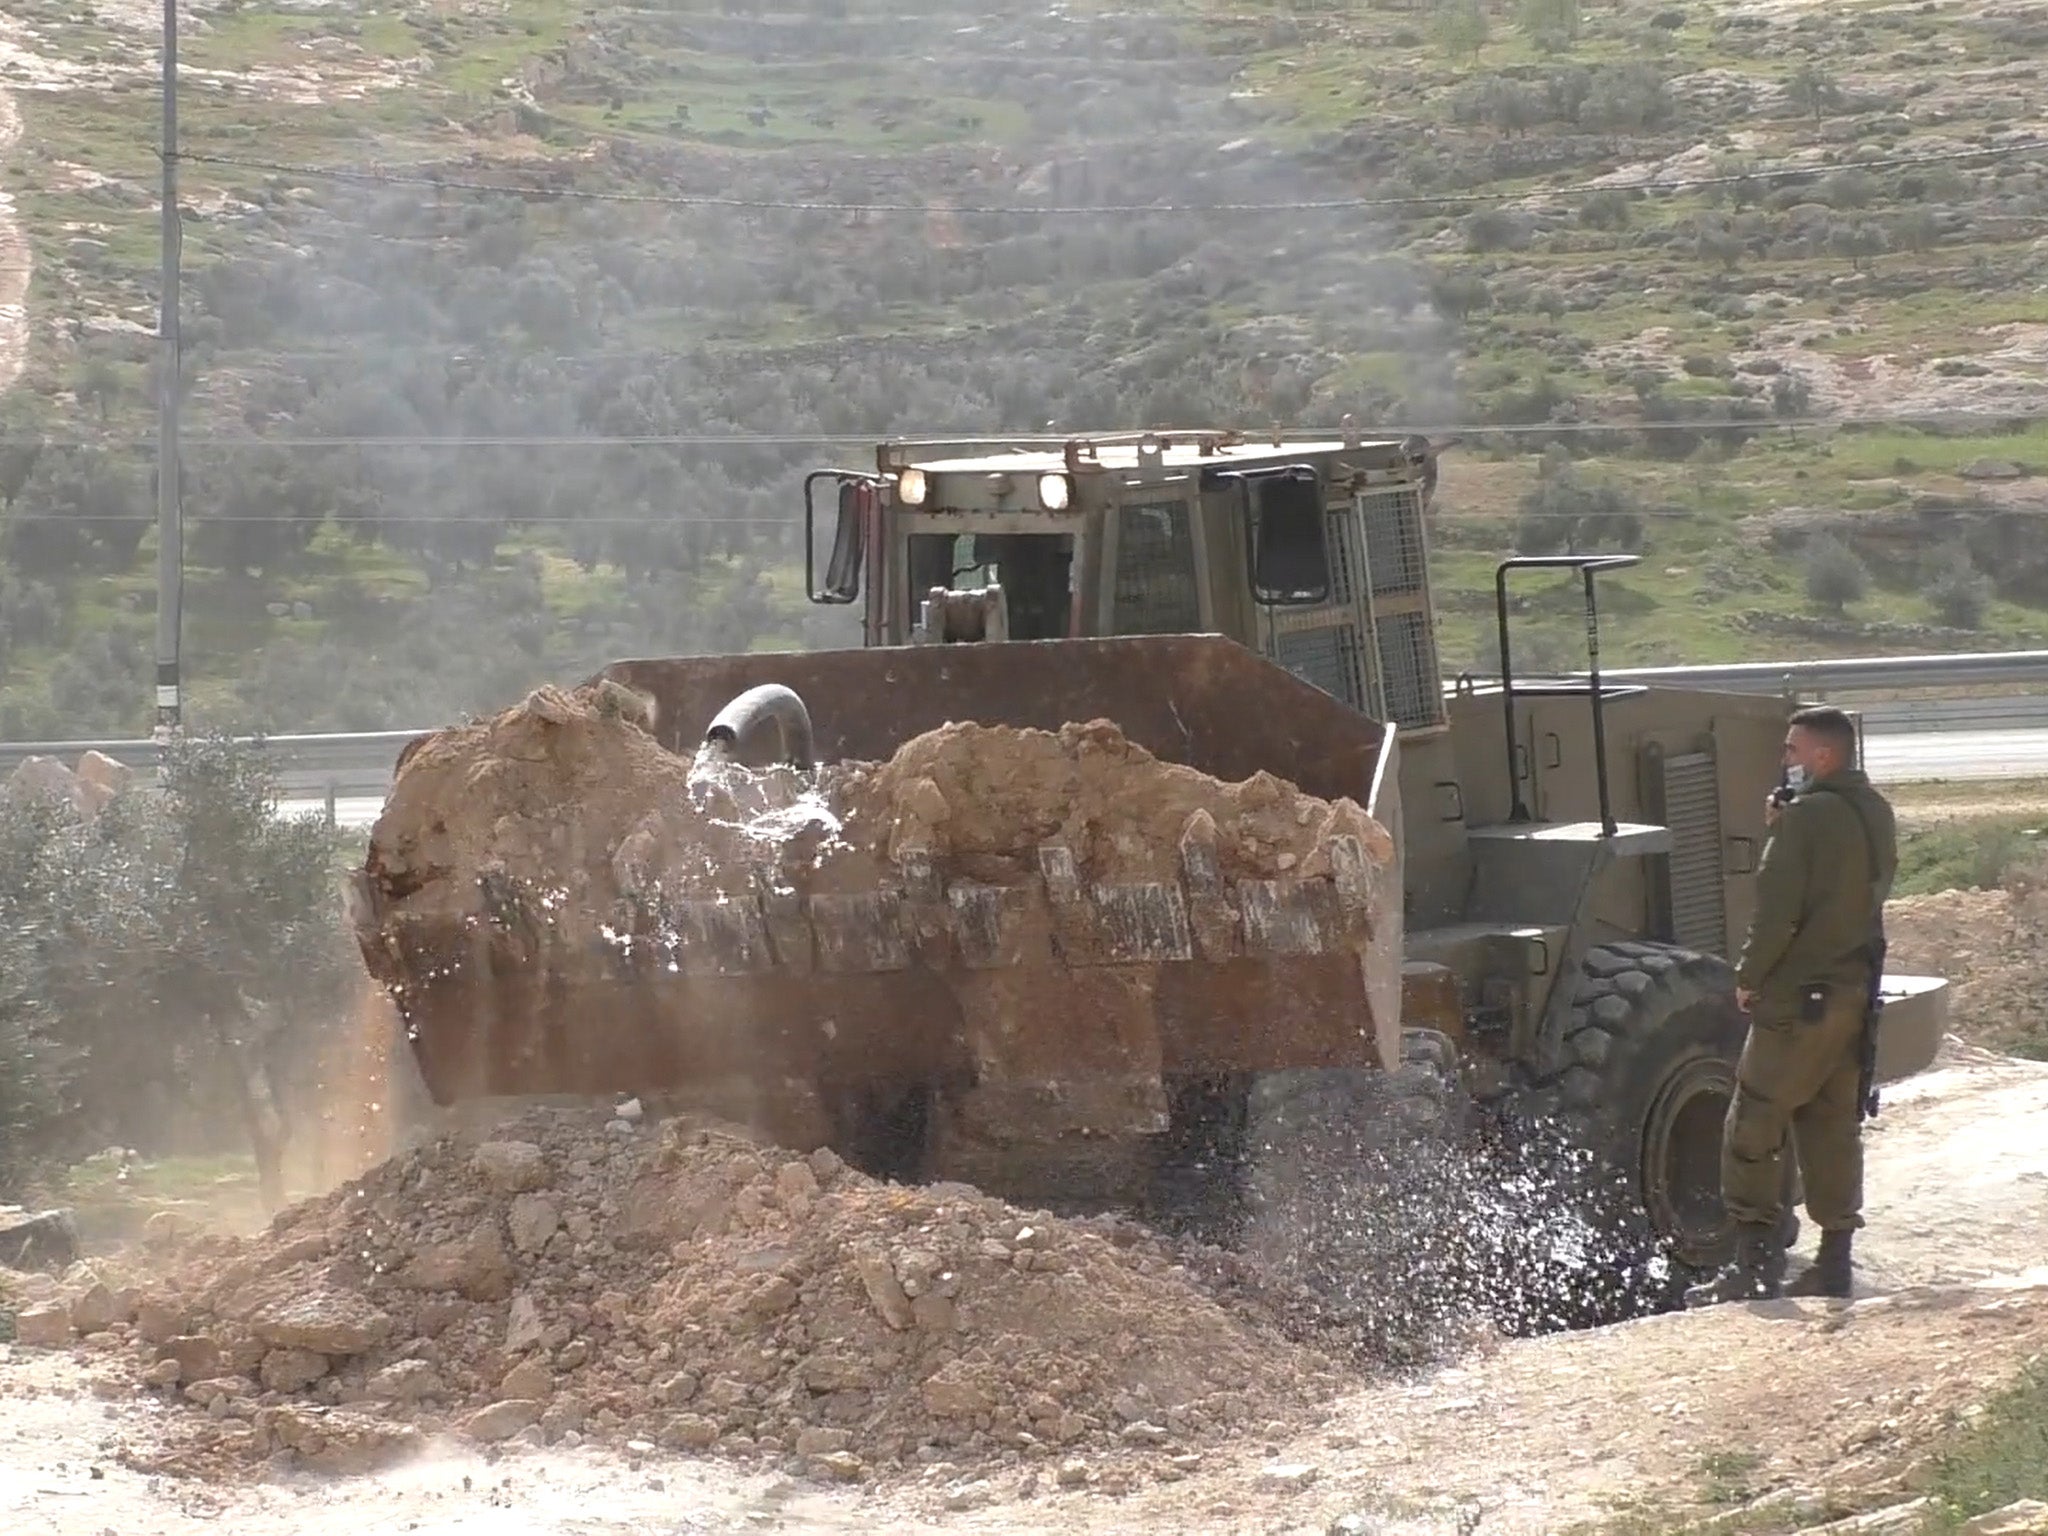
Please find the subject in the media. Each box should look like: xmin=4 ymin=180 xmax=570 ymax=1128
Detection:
xmin=1517 ymin=940 xmax=1796 ymax=1290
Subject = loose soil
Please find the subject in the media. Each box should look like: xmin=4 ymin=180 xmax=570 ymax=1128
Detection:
xmin=5 ymin=897 xmax=2046 ymax=1535
xmin=368 ymin=679 xmax=1392 ymax=927
xmin=5 ymin=1104 xmax=1353 ymax=1492
xmin=1888 ymin=883 xmax=2048 ymax=1058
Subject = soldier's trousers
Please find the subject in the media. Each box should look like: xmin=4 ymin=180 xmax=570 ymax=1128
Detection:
xmin=1721 ymin=984 xmax=1867 ymax=1234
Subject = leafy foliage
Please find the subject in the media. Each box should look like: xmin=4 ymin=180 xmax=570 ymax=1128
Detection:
xmin=1803 ymin=535 xmax=1869 ymax=614
xmin=0 ymin=736 xmax=351 ymax=1199
xmin=1512 ymin=446 xmax=1645 ymax=556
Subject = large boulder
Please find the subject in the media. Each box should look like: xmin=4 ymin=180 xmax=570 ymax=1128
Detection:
xmin=0 ymin=1207 xmax=82 ymax=1273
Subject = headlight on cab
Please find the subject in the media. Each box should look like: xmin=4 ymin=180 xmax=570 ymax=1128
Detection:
xmin=1037 ymin=472 xmax=1071 ymax=511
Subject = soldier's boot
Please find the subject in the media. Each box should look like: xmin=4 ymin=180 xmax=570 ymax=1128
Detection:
xmin=1683 ymin=1222 xmax=1788 ymax=1308
xmin=1785 ymin=1228 xmax=1854 ymax=1299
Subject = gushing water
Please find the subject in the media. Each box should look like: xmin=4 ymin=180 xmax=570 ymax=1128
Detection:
xmin=1233 ymin=1099 xmax=1685 ymax=1367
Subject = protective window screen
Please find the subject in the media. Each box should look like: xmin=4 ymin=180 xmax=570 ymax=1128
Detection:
xmin=1274 ymin=624 xmax=1367 ymax=711
xmin=1326 ymin=508 xmax=1360 ymax=607
xmin=1112 ymin=500 xmax=1203 ymax=634
xmin=1377 ymin=609 xmax=1445 ymax=729
xmin=1358 ymin=486 xmax=1428 ymax=597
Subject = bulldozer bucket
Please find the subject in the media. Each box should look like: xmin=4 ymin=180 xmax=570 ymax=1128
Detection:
xmin=352 ymin=635 xmax=1403 ymax=1185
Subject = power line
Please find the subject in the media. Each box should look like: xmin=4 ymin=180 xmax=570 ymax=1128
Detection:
xmin=11 ymin=410 xmax=2048 ymax=451
xmin=0 ymin=506 xmax=1735 ymax=524
xmin=173 ymin=137 xmax=2048 ymax=215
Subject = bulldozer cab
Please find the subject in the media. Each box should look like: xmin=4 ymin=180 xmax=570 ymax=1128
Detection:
xmin=804 ymin=426 xmax=1449 ymax=737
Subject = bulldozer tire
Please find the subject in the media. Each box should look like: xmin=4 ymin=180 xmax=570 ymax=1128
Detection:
xmin=1234 ymin=1028 xmax=1475 ymax=1357
xmin=1511 ymin=940 xmax=1798 ymax=1302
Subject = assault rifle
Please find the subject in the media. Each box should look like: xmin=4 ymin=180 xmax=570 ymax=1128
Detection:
xmin=1857 ymin=926 xmax=1887 ymax=1122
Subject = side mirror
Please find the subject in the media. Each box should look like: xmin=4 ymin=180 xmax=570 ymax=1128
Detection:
xmin=1248 ymin=467 xmax=1332 ymax=606
xmin=805 ymin=473 xmax=867 ymax=604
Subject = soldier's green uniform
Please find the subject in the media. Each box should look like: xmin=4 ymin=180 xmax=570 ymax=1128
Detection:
xmin=1724 ymin=766 xmax=1897 ymax=1236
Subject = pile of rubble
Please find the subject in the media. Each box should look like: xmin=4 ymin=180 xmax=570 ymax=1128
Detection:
xmin=13 ymin=1106 xmax=1348 ymax=1483
xmin=1888 ymin=880 xmax=2048 ymax=1055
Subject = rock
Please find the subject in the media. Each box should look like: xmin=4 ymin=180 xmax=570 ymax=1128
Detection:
xmin=162 ymin=1336 xmax=222 ymax=1383
xmin=504 ymin=1292 xmax=545 ymax=1352
xmin=185 ymin=1375 xmax=254 ymax=1408
xmin=367 ymin=1360 xmax=443 ymax=1402
xmin=807 ymin=1146 xmax=844 ymax=1183
xmin=656 ymin=1370 xmax=698 ymax=1405
xmin=463 ymin=1399 xmax=543 ymax=1443
xmin=800 ymin=1350 xmax=870 ymax=1392
xmin=141 ymin=1357 xmax=183 ymax=1388
xmin=665 ymin=1413 xmax=719 ymax=1449
xmin=1057 ymin=1458 xmax=1091 ymax=1488
xmin=499 ymin=1361 xmax=553 ymax=1402
xmin=1120 ymin=1421 xmax=1169 ymax=1445
xmin=795 ymin=1426 xmax=851 ymax=1457
xmin=775 ymin=1161 xmax=820 ymax=1208
xmin=259 ymin=1348 xmax=332 ymax=1393
xmin=745 ymin=1275 xmax=799 ymax=1320
xmin=250 ymin=1292 xmax=393 ymax=1356
xmin=134 ymin=1298 xmax=188 ymax=1344
xmin=921 ymin=1362 xmax=990 ymax=1418
xmin=0 ymin=1208 xmax=80 ymax=1273
xmin=1960 ymin=1503 xmax=2048 ymax=1536
xmin=507 ymin=1194 xmax=560 ymax=1256
xmin=1796 ymin=1501 xmax=1932 ymax=1535
xmin=1959 ymin=459 xmax=2024 ymax=481
xmin=73 ymin=751 xmax=132 ymax=812
xmin=852 ymin=1243 xmax=914 ymax=1330
xmin=396 ymin=1223 xmax=513 ymax=1301
xmin=1328 ymin=1516 xmax=1381 ymax=1536
xmin=944 ymin=1480 xmax=993 ymax=1512
xmin=258 ymin=1404 xmax=421 ymax=1473
xmin=2 ymin=760 xmax=88 ymax=816
xmin=615 ymin=1097 xmax=644 ymax=1122
xmin=141 ymin=1212 xmax=191 ymax=1249
xmin=13 ymin=1304 xmax=74 ymax=1347
xmin=472 ymin=1140 xmax=548 ymax=1193
xmin=69 ymin=1282 xmax=117 ymax=1335
xmin=1259 ymin=1463 xmax=1322 ymax=1492
xmin=816 ymin=1450 xmax=865 ymax=1482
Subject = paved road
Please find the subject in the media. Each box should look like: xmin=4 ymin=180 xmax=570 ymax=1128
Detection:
xmin=274 ymin=728 xmax=2048 ymax=831
xmin=1860 ymin=727 xmax=2048 ymax=784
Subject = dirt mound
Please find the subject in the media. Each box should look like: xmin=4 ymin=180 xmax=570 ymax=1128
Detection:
xmin=62 ymin=1107 xmax=1346 ymax=1481
xmin=367 ymin=682 xmax=1392 ymax=934
xmin=839 ymin=717 xmax=1393 ymax=885
xmin=1887 ymin=885 xmax=2048 ymax=1056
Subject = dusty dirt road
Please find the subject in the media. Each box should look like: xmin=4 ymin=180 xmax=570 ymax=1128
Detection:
xmin=7 ymin=1044 xmax=2045 ymax=1536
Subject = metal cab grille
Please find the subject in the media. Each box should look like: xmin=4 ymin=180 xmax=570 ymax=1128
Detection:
xmin=1661 ymin=750 xmax=1728 ymax=955
xmin=1112 ymin=500 xmax=1202 ymax=634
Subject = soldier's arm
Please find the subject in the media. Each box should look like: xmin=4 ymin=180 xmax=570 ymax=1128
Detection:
xmin=1735 ymin=802 xmax=1812 ymax=992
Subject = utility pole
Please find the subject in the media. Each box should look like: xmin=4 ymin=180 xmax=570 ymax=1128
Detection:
xmin=153 ymin=0 xmax=182 ymax=740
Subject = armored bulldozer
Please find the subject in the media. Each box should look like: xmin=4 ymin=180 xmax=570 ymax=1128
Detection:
xmin=350 ymin=425 xmax=1949 ymax=1300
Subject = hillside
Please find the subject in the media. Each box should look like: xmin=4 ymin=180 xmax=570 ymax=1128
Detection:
xmin=1 ymin=0 xmax=2047 ymax=736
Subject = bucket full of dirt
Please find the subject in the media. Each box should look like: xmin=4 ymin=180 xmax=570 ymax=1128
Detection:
xmin=349 ymin=638 xmax=1403 ymax=1204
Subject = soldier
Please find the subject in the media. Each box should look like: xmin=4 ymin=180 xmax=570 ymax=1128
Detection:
xmin=1687 ymin=705 xmax=1897 ymax=1305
